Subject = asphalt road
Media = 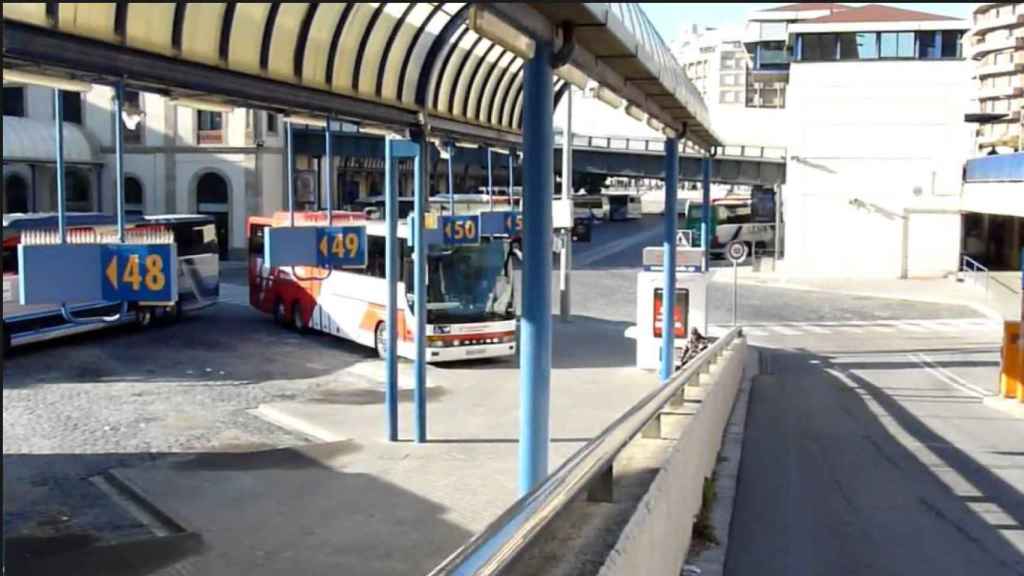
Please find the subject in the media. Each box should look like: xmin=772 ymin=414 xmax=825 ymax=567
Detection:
xmin=4 ymin=214 xmax=1018 ymax=575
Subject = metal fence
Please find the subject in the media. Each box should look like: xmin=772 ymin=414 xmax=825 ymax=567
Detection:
xmin=429 ymin=327 xmax=744 ymax=575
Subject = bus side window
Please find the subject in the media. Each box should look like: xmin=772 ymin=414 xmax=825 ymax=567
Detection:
xmin=366 ymin=236 xmax=386 ymax=279
xmin=2 ymin=244 xmax=17 ymax=276
xmin=249 ymin=224 xmax=266 ymax=255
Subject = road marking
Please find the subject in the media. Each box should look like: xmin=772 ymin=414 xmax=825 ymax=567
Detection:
xmin=766 ymin=325 xmax=802 ymax=336
xmin=798 ymin=324 xmax=831 ymax=334
xmin=895 ymin=321 xmax=929 ymax=333
xmin=911 ymin=352 xmax=992 ymax=398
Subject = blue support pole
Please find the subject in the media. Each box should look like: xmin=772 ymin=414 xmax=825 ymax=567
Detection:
xmin=54 ymin=90 xmax=67 ymax=242
xmin=518 ymin=42 xmax=553 ymax=495
xmin=325 ymin=119 xmax=333 ymax=226
xmin=414 ymin=140 xmax=427 ymax=443
xmin=701 ymin=155 xmax=711 ymax=272
xmin=508 ymin=150 xmax=515 ymax=209
xmin=287 ymin=122 xmax=295 ymax=227
xmin=487 ymin=147 xmax=494 ymax=211
xmin=661 ymin=138 xmax=679 ymax=382
xmin=113 ymin=81 xmax=126 ymax=242
xmin=447 ymin=143 xmax=455 ymax=215
xmin=385 ymin=139 xmax=399 ymax=442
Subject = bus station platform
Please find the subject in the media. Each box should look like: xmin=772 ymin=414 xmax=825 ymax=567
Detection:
xmin=103 ymin=315 xmax=658 ymax=576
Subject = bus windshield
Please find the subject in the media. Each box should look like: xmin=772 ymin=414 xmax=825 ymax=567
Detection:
xmin=425 ymin=240 xmax=514 ymax=324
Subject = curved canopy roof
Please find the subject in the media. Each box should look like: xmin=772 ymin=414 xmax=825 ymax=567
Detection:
xmin=2 ymin=3 xmax=719 ymax=149
xmin=2 ymin=115 xmax=97 ymax=165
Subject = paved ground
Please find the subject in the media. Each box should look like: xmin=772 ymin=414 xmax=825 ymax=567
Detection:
xmin=4 ymin=215 xmax=1018 ymax=575
xmin=725 ymin=314 xmax=1023 ymax=575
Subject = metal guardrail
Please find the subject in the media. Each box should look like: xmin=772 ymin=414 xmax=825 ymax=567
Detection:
xmin=554 ymin=133 xmax=787 ymax=161
xmin=961 ymin=254 xmax=991 ymax=295
xmin=429 ymin=327 xmax=744 ymax=576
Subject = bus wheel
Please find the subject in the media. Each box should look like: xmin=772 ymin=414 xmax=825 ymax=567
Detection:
xmin=375 ymin=322 xmax=388 ymax=359
xmin=135 ymin=307 xmax=153 ymax=328
xmin=274 ymin=299 xmax=287 ymax=326
xmin=292 ymin=302 xmax=307 ymax=333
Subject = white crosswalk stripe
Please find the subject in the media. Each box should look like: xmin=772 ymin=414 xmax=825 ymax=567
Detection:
xmin=724 ymin=318 xmax=1000 ymax=338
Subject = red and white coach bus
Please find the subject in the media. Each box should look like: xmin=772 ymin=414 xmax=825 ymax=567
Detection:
xmin=247 ymin=211 xmax=517 ymax=362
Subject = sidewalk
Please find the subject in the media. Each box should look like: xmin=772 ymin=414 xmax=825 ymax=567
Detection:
xmin=720 ymin=266 xmax=1019 ymax=321
xmin=105 ymin=315 xmax=658 ymax=575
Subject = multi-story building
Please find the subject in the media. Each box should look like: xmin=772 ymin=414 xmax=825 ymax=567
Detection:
xmin=781 ymin=4 xmax=973 ymax=278
xmin=672 ymin=25 xmax=749 ymax=112
xmin=743 ymin=3 xmax=850 ymax=109
xmin=2 ymin=84 xmax=286 ymax=258
xmin=966 ymin=2 xmax=1024 ymax=153
xmin=960 ymin=4 xmax=1024 ymax=275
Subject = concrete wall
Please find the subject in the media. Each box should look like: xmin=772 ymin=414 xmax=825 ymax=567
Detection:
xmin=598 ymin=338 xmax=748 ymax=576
xmin=781 ymin=59 xmax=975 ymax=278
xmin=962 ymin=181 xmax=1024 ymax=218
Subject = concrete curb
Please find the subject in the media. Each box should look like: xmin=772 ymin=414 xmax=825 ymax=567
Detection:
xmin=687 ymin=348 xmax=757 ymax=576
xmin=250 ymin=404 xmax=349 ymax=443
xmin=982 ymin=396 xmax=1024 ymax=419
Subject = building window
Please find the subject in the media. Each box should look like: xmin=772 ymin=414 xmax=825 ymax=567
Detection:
xmin=880 ymin=32 xmax=914 ymax=58
xmin=802 ymin=34 xmax=838 ymax=61
xmin=940 ymin=31 xmax=962 ymax=58
xmin=61 ymin=91 xmax=82 ymax=124
xmin=839 ymin=32 xmax=878 ymax=60
xmin=3 ymin=87 xmax=25 ymax=117
xmin=266 ymin=112 xmax=278 ymax=135
xmin=4 ymin=174 xmax=29 ymax=213
xmin=125 ymin=176 xmax=144 ymax=214
xmin=123 ymin=90 xmax=143 ymax=144
xmin=197 ymin=111 xmax=224 ymax=145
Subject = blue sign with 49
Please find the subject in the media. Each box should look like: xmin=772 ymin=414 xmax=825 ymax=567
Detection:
xmin=316 ymin=226 xmax=368 ymax=269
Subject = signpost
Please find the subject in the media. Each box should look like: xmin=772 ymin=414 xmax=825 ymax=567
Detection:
xmin=726 ymin=241 xmax=748 ymax=326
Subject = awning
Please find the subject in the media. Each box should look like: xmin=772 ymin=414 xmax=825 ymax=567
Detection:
xmin=3 ymin=3 xmax=718 ymax=149
xmin=2 ymin=115 xmax=99 ymax=165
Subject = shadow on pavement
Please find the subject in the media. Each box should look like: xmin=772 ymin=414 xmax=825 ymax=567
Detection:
xmin=3 ymin=302 xmax=376 ymax=390
xmin=726 ymin=347 xmax=1024 ymax=576
xmin=4 ymin=444 xmax=474 ymax=576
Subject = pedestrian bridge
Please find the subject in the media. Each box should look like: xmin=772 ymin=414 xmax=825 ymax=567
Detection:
xmin=292 ymin=129 xmax=787 ymax=187
xmin=556 ymin=133 xmax=787 ymax=186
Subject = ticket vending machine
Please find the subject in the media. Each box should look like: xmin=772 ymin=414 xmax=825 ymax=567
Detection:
xmin=634 ymin=247 xmax=707 ymax=370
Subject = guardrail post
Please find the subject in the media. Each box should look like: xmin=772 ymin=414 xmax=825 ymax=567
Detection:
xmin=587 ymin=465 xmax=614 ymax=503
xmin=641 ymin=415 xmax=662 ymax=439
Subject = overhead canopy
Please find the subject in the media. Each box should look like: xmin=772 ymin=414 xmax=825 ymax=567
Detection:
xmin=2 ymin=115 xmax=98 ymax=165
xmin=2 ymin=2 xmax=719 ymax=149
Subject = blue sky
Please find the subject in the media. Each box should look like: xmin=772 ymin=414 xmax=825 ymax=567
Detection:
xmin=640 ymin=3 xmax=978 ymax=43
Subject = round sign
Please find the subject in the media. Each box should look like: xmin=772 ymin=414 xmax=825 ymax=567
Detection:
xmin=726 ymin=241 xmax=748 ymax=264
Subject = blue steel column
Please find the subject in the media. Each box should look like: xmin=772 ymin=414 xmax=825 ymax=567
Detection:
xmin=385 ymin=139 xmax=399 ymax=441
xmin=414 ymin=140 xmax=427 ymax=443
xmin=701 ymin=155 xmax=711 ymax=272
xmin=661 ymin=138 xmax=679 ymax=382
xmin=487 ymin=147 xmax=494 ymax=211
xmin=446 ymin=143 xmax=455 ymax=215
xmin=113 ymin=81 xmax=126 ymax=241
xmin=325 ymin=119 xmax=333 ymax=226
xmin=54 ymin=90 xmax=67 ymax=242
xmin=519 ymin=42 xmax=554 ymax=495
xmin=508 ymin=150 xmax=515 ymax=208
xmin=287 ymin=122 xmax=295 ymax=226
